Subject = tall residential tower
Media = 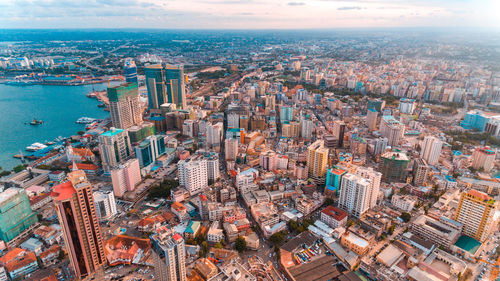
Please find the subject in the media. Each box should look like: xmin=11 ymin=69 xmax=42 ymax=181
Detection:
xmin=51 ymin=170 xmax=105 ymax=279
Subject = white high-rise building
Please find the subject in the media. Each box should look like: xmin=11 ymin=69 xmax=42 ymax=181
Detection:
xmin=225 ymin=138 xmax=239 ymax=161
xmin=421 ymin=136 xmax=442 ymax=165
xmin=399 ymin=98 xmax=416 ymax=114
xmin=93 ymin=190 xmax=117 ymax=220
xmin=205 ymin=154 xmax=220 ymax=182
xmin=98 ymin=128 xmax=134 ymax=172
xmin=300 ymin=118 xmax=313 ymax=140
xmin=178 ymin=156 xmax=208 ymax=195
xmin=354 ymin=167 xmax=382 ymax=209
xmin=151 ymin=228 xmax=187 ymax=281
xmin=380 ymin=116 xmax=405 ymax=147
xmin=206 ymin=122 xmax=223 ymax=149
xmin=227 ymin=113 xmax=240 ymax=128
xmin=110 ymin=158 xmax=141 ymax=197
xmin=374 ymin=137 xmax=388 ymax=155
xmin=338 ymin=173 xmax=371 ymax=218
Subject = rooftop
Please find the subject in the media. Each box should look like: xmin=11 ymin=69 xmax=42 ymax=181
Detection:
xmin=321 ymin=206 xmax=348 ymax=221
xmin=51 ymin=181 xmax=76 ymax=201
xmin=454 ymin=235 xmax=481 ymax=254
xmin=100 ymin=128 xmax=125 ymax=137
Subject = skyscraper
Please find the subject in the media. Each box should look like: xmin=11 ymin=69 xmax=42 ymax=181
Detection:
xmin=354 ymin=167 xmax=382 ymax=209
xmin=420 ymin=136 xmax=442 ymax=165
xmin=145 ymin=64 xmax=186 ymax=112
xmin=124 ymin=60 xmax=138 ymax=84
xmin=306 ymin=140 xmax=329 ymax=180
xmin=454 ymin=189 xmax=497 ymax=242
xmin=108 ymin=83 xmax=142 ymax=129
xmin=338 ymin=173 xmax=371 ymax=218
xmin=380 ymin=115 xmax=405 ymax=147
xmin=366 ymin=108 xmax=378 ymax=131
xmin=333 ymin=120 xmax=346 ymax=148
xmin=151 ymin=227 xmax=187 ymax=281
xmin=280 ymin=106 xmax=293 ymax=122
xmin=110 ymin=158 xmax=141 ymax=197
xmin=471 ymin=147 xmax=496 ymax=172
xmin=51 ymin=170 xmax=105 ymax=280
xmin=178 ymin=156 xmax=208 ymax=195
xmin=300 ymin=118 xmax=313 ymax=140
xmin=225 ymin=138 xmax=238 ymax=161
xmin=379 ymin=151 xmax=410 ymax=182
xmin=412 ymin=158 xmax=430 ymax=186
xmin=0 ymin=188 xmax=38 ymax=243
xmin=98 ymin=128 xmax=133 ymax=172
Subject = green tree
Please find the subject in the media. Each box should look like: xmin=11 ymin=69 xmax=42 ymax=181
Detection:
xmin=200 ymin=241 xmax=209 ymax=257
xmin=388 ymin=224 xmax=395 ymax=235
xmin=269 ymin=231 xmax=287 ymax=246
xmin=12 ymin=164 xmax=25 ymax=173
xmin=235 ymin=236 xmax=247 ymax=253
xmin=324 ymin=197 xmax=335 ymax=206
xmin=287 ymin=220 xmax=299 ymax=232
xmin=214 ymin=242 xmax=223 ymax=249
xmin=400 ymin=212 xmax=411 ymax=223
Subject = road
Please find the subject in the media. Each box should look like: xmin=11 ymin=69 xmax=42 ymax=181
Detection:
xmin=83 ymin=42 xmax=130 ymax=71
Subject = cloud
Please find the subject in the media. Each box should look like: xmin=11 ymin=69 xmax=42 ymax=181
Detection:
xmin=337 ymin=6 xmax=362 ymax=10
xmin=287 ymin=2 xmax=305 ymax=6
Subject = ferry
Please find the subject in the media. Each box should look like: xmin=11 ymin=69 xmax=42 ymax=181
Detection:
xmin=76 ymin=117 xmax=96 ymax=124
xmin=25 ymin=142 xmax=47 ymax=152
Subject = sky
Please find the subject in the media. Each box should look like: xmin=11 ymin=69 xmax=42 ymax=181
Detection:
xmin=0 ymin=0 xmax=499 ymax=30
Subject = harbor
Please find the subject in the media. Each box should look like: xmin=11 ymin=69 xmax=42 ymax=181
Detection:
xmin=0 ymin=82 xmax=114 ymax=170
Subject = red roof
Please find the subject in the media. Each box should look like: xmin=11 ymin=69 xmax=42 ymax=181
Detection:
xmin=467 ymin=189 xmax=492 ymax=201
xmin=199 ymin=194 xmax=208 ymax=201
xmin=66 ymin=163 xmax=98 ymax=171
xmin=51 ymin=181 xmax=76 ymax=201
xmin=321 ymin=206 xmax=348 ymax=221
xmin=172 ymin=233 xmax=183 ymax=242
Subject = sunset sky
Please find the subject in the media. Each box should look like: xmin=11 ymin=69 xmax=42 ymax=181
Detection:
xmin=1 ymin=0 xmax=498 ymax=29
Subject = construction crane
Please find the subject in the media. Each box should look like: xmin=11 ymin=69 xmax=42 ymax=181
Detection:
xmin=478 ymin=256 xmax=500 ymax=280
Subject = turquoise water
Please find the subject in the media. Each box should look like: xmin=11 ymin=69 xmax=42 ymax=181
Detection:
xmin=0 ymin=83 xmax=114 ymax=170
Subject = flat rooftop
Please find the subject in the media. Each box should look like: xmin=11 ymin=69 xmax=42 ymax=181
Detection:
xmin=454 ymin=235 xmax=481 ymax=255
xmin=287 ymin=255 xmax=340 ymax=281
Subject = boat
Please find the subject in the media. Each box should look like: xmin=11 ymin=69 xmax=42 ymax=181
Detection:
xmin=45 ymin=140 xmax=56 ymax=145
xmin=25 ymin=142 xmax=47 ymax=152
xmin=30 ymin=119 xmax=43 ymax=125
xmin=85 ymin=121 xmax=98 ymax=130
xmin=76 ymin=117 xmax=96 ymax=124
xmin=97 ymin=103 xmax=106 ymax=108
xmin=86 ymin=92 xmax=97 ymax=98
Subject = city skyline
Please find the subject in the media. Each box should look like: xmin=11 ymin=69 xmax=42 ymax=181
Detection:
xmin=0 ymin=0 xmax=499 ymax=30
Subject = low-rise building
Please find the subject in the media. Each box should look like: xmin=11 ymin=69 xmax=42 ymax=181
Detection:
xmin=320 ymin=206 xmax=348 ymax=228
xmin=411 ymin=215 xmax=461 ymax=248
xmin=340 ymin=231 xmax=369 ymax=255
xmin=391 ymin=195 xmax=417 ymax=212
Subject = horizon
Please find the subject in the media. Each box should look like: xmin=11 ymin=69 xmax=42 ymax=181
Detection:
xmin=1 ymin=0 xmax=499 ymax=30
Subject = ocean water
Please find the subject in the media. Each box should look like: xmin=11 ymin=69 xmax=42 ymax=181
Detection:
xmin=0 ymin=83 xmax=115 ymax=170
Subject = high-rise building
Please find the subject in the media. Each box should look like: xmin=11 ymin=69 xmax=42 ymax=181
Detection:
xmin=355 ymin=167 xmax=382 ymax=209
xmin=150 ymin=227 xmax=187 ymax=281
xmin=110 ymin=158 xmax=141 ymax=197
xmin=0 ymin=188 xmax=38 ymax=243
xmin=206 ymin=122 xmax=223 ymax=150
xmin=471 ymin=147 xmax=496 ymax=172
xmin=306 ymin=140 xmax=329 ymax=179
xmin=367 ymin=99 xmax=385 ymax=113
xmin=380 ymin=116 xmax=405 ymax=147
xmin=398 ymin=98 xmax=416 ymax=114
xmin=280 ymin=106 xmax=293 ymax=122
xmin=420 ymin=136 xmax=442 ymax=165
xmin=145 ymin=64 xmax=186 ymax=112
xmin=366 ymin=108 xmax=378 ymax=131
xmin=51 ymin=170 xmax=105 ymax=279
xmin=338 ymin=173 xmax=371 ymax=218
xmin=98 ymin=128 xmax=133 ymax=172
xmin=124 ymin=60 xmax=138 ymax=84
xmin=373 ymin=137 xmax=388 ymax=156
xmin=379 ymin=151 xmax=410 ymax=182
xmin=333 ymin=120 xmax=346 ymax=148
xmin=325 ymin=167 xmax=346 ymax=191
xmin=135 ymin=135 xmax=167 ymax=168
xmin=108 ymin=83 xmax=143 ymax=129
xmin=93 ymin=190 xmax=117 ymax=220
xmin=413 ymin=158 xmax=430 ymax=186
xmin=178 ymin=156 xmax=208 ymax=195
xmin=454 ymin=189 xmax=497 ymax=242
xmin=300 ymin=118 xmax=313 ymax=140
xmin=225 ymin=138 xmax=238 ymax=161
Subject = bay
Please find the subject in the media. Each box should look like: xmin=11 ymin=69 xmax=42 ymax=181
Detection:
xmin=0 ymin=83 xmax=115 ymax=170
